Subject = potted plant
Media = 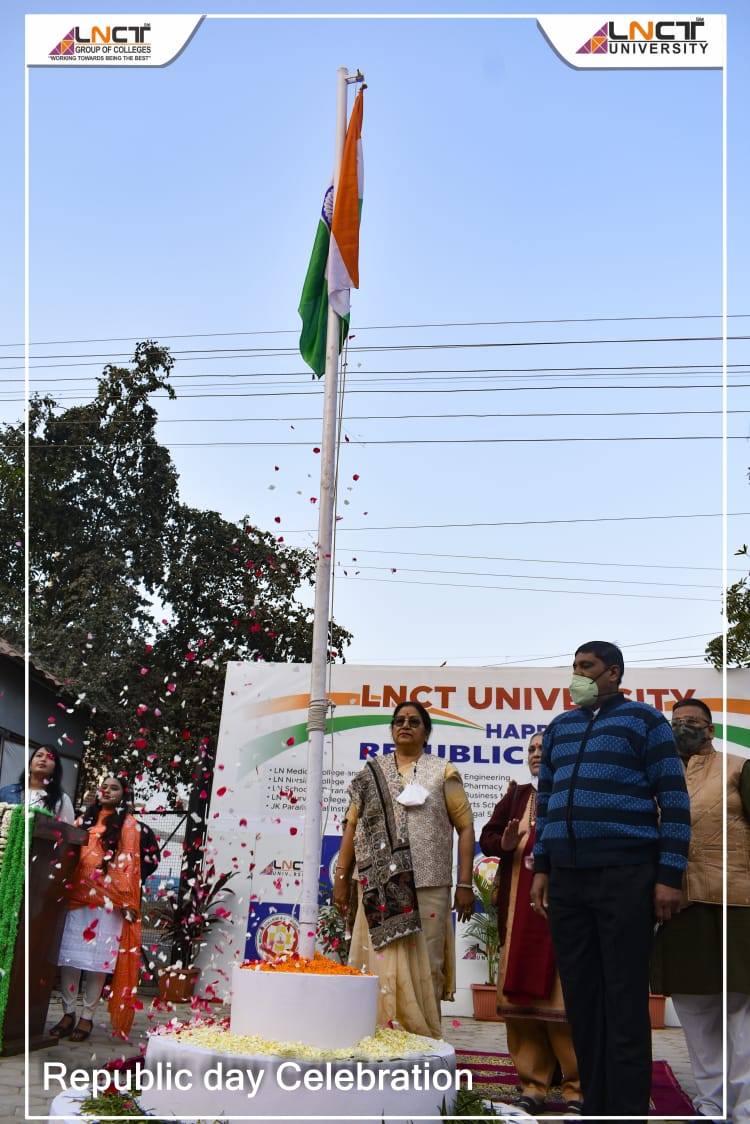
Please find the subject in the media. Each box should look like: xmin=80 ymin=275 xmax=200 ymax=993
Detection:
xmin=316 ymin=877 xmax=352 ymax=966
xmin=142 ymin=862 xmax=236 ymax=1002
xmin=463 ymin=871 xmax=501 ymax=1021
xmin=649 ymin=992 xmax=667 ymax=1029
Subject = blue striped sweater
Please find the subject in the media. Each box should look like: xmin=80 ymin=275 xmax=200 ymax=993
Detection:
xmin=532 ymin=693 xmax=691 ymax=889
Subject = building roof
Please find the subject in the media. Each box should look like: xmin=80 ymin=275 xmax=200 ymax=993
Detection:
xmin=0 ymin=636 xmax=91 ymax=709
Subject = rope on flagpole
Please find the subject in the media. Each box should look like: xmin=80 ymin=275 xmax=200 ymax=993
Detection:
xmin=318 ymin=323 xmax=350 ymax=839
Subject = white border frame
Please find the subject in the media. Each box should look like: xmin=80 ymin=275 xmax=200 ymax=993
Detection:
xmin=22 ymin=10 xmax=728 ymax=1124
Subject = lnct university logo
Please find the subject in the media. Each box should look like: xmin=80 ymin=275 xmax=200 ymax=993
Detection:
xmin=576 ymin=18 xmax=708 ymax=58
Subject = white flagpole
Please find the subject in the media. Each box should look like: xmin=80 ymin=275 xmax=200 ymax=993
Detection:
xmin=299 ymin=66 xmax=349 ymax=958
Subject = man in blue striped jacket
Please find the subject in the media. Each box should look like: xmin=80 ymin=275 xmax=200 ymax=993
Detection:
xmin=530 ymin=640 xmax=691 ymax=1117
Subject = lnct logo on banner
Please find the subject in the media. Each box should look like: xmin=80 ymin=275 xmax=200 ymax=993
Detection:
xmin=577 ymin=18 xmax=708 ymax=58
xmin=49 ymin=23 xmax=151 ymax=60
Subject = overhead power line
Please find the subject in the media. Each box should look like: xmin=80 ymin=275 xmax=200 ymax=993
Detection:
xmin=357 ymin=631 xmax=718 ymax=663
xmin=482 ymin=632 xmax=718 ymax=666
xmin=340 ymin=562 xmax=717 ymax=590
xmin=5 ymin=381 xmax=748 ymax=407
xmin=24 ymin=435 xmax=744 ymax=450
xmin=31 ymin=408 xmax=750 ymax=427
xmin=343 ymin=548 xmax=745 ymax=575
xmin=284 ymin=512 xmax=747 ymax=533
xmin=1 ymin=332 xmax=746 ymax=371
xmin=8 ymin=360 xmax=750 ymax=386
xmin=336 ymin=575 xmax=715 ymax=603
xmin=2 ymin=310 xmax=748 ymax=349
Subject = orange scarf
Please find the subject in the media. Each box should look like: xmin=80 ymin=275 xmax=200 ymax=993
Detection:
xmin=68 ymin=810 xmax=142 ymax=1036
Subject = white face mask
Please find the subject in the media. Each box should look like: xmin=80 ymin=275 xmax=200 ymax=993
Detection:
xmin=397 ymin=781 xmax=429 ymax=807
xmin=569 ymin=673 xmax=600 ymax=708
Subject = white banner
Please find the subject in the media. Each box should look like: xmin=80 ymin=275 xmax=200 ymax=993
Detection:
xmin=202 ymin=663 xmax=748 ymax=1015
xmin=26 ymin=14 xmax=203 ymax=68
xmin=537 ymin=14 xmax=725 ymax=69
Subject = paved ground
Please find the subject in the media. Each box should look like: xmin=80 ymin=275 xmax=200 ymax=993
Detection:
xmin=1 ymin=996 xmax=697 ymax=1121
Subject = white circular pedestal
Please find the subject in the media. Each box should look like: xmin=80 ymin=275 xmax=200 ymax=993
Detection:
xmin=139 ymin=1033 xmax=459 ymax=1121
xmin=230 ymin=962 xmax=379 ymax=1049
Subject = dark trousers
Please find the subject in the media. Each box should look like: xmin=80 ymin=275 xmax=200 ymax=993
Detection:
xmin=548 ymin=863 xmax=656 ymax=1117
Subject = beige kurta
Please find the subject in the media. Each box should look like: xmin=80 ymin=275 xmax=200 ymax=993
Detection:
xmin=346 ymin=757 xmax=472 ymax=1036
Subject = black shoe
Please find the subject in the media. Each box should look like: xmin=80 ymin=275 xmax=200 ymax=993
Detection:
xmin=49 ymin=1013 xmax=76 ymax=1038
xmin=515 ymin=1094 xmax=546 ymax=1114
xmin=563 ymin=1101 xmax=585 ymax=1115
xmin=69 ymin=1017 xmax=93 ymax=1042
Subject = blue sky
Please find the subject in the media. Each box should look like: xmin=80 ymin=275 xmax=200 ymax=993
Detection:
xmin=3 ymin=2 xmax=748 ymax=670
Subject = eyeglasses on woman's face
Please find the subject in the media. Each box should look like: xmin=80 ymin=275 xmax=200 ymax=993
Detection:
xmin=393 ymin=716 xmax=423 ymax=728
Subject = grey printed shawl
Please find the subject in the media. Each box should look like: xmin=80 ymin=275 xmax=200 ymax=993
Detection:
xmin=349 ymin=757 xmax=422 ymax=950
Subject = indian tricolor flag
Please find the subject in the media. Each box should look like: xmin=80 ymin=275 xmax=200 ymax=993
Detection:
xmin=299 ymin=88 xmax=364 ymax=378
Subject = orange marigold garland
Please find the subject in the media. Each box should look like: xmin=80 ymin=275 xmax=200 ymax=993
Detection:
xmin=241 ymin=952 xmax=371 ymax=976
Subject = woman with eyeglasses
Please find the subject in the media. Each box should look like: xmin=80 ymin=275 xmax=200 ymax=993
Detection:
xmin=0 ymin=746 xmax=75 ymax=823
xmin=479 ymin=733 xmax=582 ymax=1114
xmin=651 ymin=698 xmax=750 ymax=1121
xmin=334 ymin=701 xmax=475 ymax=1037
xmin=50 ymin=773 xmax=142 ymax=1042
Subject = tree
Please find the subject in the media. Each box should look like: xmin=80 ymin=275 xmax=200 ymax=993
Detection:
xmin=706 ymin=546 xmax=750 ymax=669
xmin=1 ymin=341 xmax=178 ymax=712
xmin=0 ymin=342 xmax=350 ymax=802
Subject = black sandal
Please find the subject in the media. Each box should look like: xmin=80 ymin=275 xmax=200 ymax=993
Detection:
xmin=50 ymin=1013 xmax=76 ymax=1038
xmin=515 ymin=1094 xmax=546 ymax=1114
xmin=69 ymin=1017 xmax=93 ymax=1042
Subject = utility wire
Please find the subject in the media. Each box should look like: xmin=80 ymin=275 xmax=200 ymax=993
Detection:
xmin=1 ymin=332 xmax=747 ymax=370
xmin=338 ymin=563 xmax=717 ymax=590
xmin=8 ymin=361 xmax=750 ymax=386
xmin=355 ymin=631 xmax=717 ymax=662
xmin=23 ymin=435 xmax=743 ymax=449
xmin=283 ymin=512 xmax=747 ymax=533
xmin=335 ymin=575 xmax=715 ymax=603
xmin=3 ymin=311 xmax=749 ymax=349
xmin=5 ymin=381 xmax=747 ymax=407
xmin=29 ymin=408 xmax=750 ymax=427
xmin=341 ymin=548 xmax=745 ymax=575
xmin=482 ymin=632 xmax=718 ymax=666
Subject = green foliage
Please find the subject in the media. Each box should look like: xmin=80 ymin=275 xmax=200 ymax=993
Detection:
xmin=706 ymin=544 xmax=750 ymax=668
xmin=143 ymin=863 xmax=236 ymax=968
xmin=316 ymin=902 xmax=349 ymax=964
xmin=79 ymin=1089 xmax=173 ymax=1120
xmin=462 ymin=871 xmax=500 ymax=986
xmin=0 ymin=805 xmax=25 ymax=1050
xmin=446 ymin=1087 xmax=499 ymax=1119
xmin=0 ymin=341 xmax=351 ymax=801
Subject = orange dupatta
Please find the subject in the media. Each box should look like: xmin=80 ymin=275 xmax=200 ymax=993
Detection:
xmin=67 ymin=811 xmax=142 ymax=1036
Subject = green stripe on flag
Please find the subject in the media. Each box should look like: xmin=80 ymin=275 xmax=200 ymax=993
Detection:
xmin=298 ymin=217 xmax=331 ymax=378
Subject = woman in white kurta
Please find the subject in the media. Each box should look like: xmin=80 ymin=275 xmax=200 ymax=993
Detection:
xmin=52 ymin=775 xmax=142 ymax=1041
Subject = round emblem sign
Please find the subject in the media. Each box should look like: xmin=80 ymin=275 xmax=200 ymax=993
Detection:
xmin=473 ymin=854 xmax=499 ymax=885
xmin=255 ymin=912 xmax=300 ymax=961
